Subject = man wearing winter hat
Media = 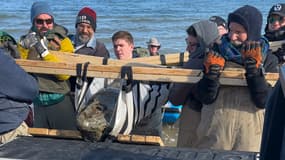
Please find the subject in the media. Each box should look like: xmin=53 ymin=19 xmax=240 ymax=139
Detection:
xmin=68 ymin=7 xmax=110 ymax=93
xmin=17 ymin=1 xmax=77 ymax=130
xmin=182 ymin=5 xmax=278 ymax=152
xmin=209 ymin=16 xmax=228 ymax=36
xmin=72 ymin=7 xmax=109 ymax=57
xmin=146 ymin=37 xmax=161 ymax=56
xmin=264 ymin=3 xmax=285 ymax=64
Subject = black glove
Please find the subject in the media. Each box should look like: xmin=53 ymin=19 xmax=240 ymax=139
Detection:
xmin=193 ymin=51 xmax=225 ymax=105
xmin=20 ymin=32 xmax=49 ymax=58
xmin=241 ymin=41 xmax=269 ymax=109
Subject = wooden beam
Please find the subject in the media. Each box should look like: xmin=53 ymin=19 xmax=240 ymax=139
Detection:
xmin=117 ymin=134 xmax=164 ymax=146
xmin=15 ymin=59 xmax=278 ymax=86
xmin=28 ymin=128 xmax=164 ymax=146
xmin=50 ymin=51 xmax=189 ymax=66
xmin=28 ymin=128 xmax=82 ymax=139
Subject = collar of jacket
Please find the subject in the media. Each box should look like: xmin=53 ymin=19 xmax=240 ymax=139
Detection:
xmin=75 ymin=34 xmax=97 ymax=50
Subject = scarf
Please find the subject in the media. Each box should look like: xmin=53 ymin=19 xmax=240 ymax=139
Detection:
xmin=218 ymin=34 xmax=269 ymax=65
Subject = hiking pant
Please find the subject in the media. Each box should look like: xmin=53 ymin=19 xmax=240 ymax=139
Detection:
xmin=34 ymin=95 xmax=77 ymax=130
xmin=177 ymin=105 xmax=201 ymax=148
xmin=0 ymin=122 xmax=30 ymax=144
xmin=194 ymin=86 xmax=264 ymax=152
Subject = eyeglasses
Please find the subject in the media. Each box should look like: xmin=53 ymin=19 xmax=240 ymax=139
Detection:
xmin=35 ymin=19 xmax=53 ymax=25
xmin=185 ymin=38 xmax=199 ymax=47
xmin=269 ymin=16 xmax=285 ymax=24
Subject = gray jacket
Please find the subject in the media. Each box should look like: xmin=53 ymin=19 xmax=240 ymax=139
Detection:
xmin=169 ymin=20 xmax=219 ymax=109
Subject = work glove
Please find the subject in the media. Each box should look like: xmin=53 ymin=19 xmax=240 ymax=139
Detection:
xmin=203 ymin=50 xmax=225 ymax=80
xmin=241 ymin=41 xmax=268 ymax=109
xmin=241 ymin=41 xmax=263 ymax=77
xmin=0 ymin=41 xmax=20 ymax=58
xmin=20 ymin=32 xmax=49 ymax=58
xmin=194 ymin=50 xmax=225 ymax=104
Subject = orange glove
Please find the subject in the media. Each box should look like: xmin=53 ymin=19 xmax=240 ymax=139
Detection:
xmin=241 ymin=41 xmax=262 ymax=69
xmin=203 ymin=50 xmax=225 ymax=75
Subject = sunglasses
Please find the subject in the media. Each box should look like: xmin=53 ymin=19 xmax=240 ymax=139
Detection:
xmin=35 ymin=18 xmax=53 ymax=25
xmin=269 ymin=16 xmax=285 ymax=24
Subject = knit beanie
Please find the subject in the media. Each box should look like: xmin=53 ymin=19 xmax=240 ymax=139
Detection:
xmin=30 ymin=1 xmax=53 ymax=23
xmin=228 ymin=5 xmax=262 ymax=41
xmin=76 ymin=7 xmax=97 ymax=31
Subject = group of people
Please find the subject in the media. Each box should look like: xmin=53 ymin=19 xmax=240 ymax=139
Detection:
xmin=170 ymin=3 xmax=285 ymax=153
xmin=0 ymin=1 xmax=285 ymax=155
xmin=0 ymin=1 xmax=165 ymax=144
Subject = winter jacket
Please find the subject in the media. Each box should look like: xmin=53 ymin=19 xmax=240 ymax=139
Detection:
xmin=264 ymin=26 xmax=285 ymax=64
xmin=18 ymin=24 xmax=74 ymax=106
xmin=169 ymin=20 xmax=219 ymax=111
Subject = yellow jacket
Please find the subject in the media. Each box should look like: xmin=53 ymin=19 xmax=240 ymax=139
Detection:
xmin=18 ymin=37 xmax=74 ymax=81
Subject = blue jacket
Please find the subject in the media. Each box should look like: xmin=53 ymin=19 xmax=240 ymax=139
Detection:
xmin=0 ymin=51 xmax=38 ymax=134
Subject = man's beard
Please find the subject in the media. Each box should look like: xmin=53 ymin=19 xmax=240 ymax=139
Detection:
xmin=78 ymin=33 xmax=91 ymax=44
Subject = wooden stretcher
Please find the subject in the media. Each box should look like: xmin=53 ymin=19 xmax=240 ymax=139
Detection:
xmin=48 ymin=50 xmax=190 ymax=66
xmin=28 ymin=128 xmax=164 ymax=146
xmin=15 ymin=58 xmax=278 ymax=86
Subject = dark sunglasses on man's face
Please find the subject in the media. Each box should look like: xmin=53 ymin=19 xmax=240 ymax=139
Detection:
xmin=35 ymin=19 xmax=53 ymax=25
xmin=269 ymin=16 xmax=285 ymax=24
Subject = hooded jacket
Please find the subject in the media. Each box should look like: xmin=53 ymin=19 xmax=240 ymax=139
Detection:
xmin=169 ymin=20 xmax=219 ymax=110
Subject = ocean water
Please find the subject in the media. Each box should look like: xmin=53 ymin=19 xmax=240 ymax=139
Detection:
xmin=0 ymin=0 xmax=281 ymax=58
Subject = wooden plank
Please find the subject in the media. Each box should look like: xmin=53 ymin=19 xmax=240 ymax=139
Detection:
xmin=117 ymin=134 xmax=164 ymax=146
xmin=28 ymin=128 xmax=82 ymax=139
xmin=28 ymin=128 xmax=164 ymax=146
xmin=15 ymin=59 xmax=278 ymax=86
xmin=50 ymin=50 xmax=189 ymax=66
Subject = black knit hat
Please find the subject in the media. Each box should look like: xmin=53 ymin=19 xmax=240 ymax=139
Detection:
xmin=209 ymin=16 xmax=227 ymax=29
xmin=228 ymin=5 xmax=262 ymax=41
